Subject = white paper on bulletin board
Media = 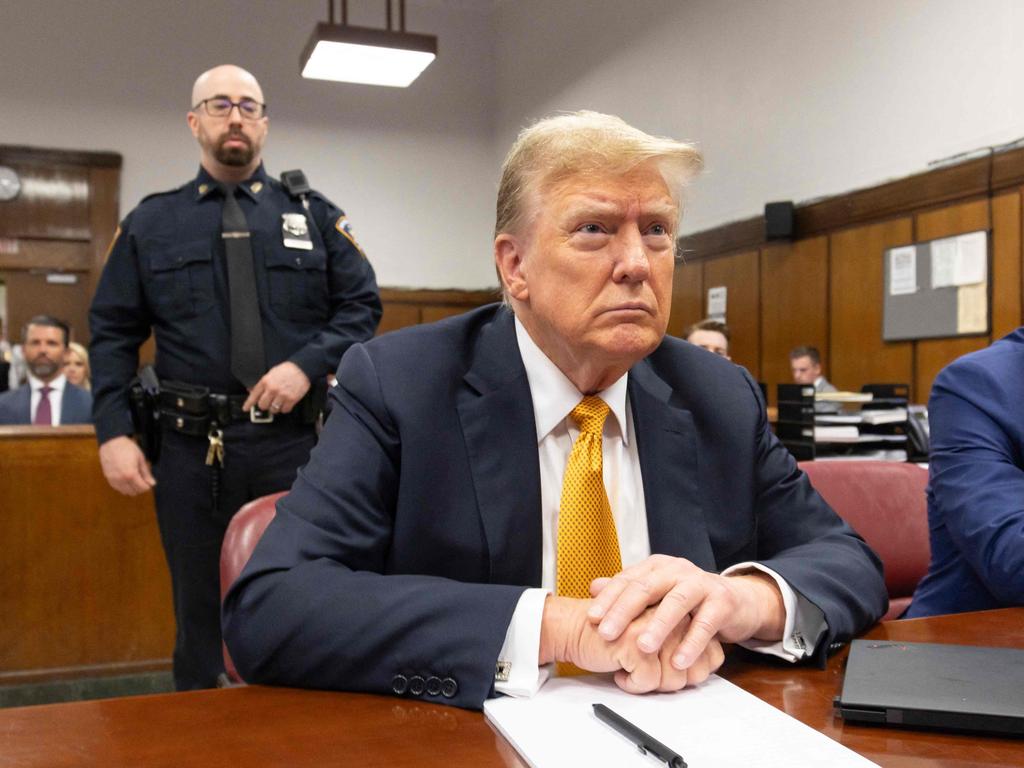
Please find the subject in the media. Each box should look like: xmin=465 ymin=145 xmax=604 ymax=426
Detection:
xmin=930 ymin=239 xmax=957 ymax=289
xmin=889 ymin=247 xmax=917 ymax=295
xmin=955 ymin=231 xmax=987 ymax=285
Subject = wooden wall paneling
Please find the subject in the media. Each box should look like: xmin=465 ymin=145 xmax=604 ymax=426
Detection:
xmin=666 ymin=258 xmax=703 ymax=338
xmin=915 ymin=337 xmax=991 ymax=408
xmin=759 ymin=237 xmax=828 ymax=405
xmin=703 ymin=251 xmax=760 ymax=378
xmin=0 ymin=428 xmax=173 ymax=680
xmin=86 ymin=165 xmax=121 ymax=339
xmin=376 ymin=287 xmax=497 ymax=336
xmin=0 ymin=163 xmax=91 ymax=241
xmin=913 ymin=199 xmax=991 ymax=402
xmin=4 ymin=270 xmax=91 ymax=346
xmin=377 ymin=303 xmax=421 ymax=335
xmin=991 ymin=191 xmax=1022 ymax=339
xmin=0 ymin=239 xmax=91 ymax=272
xmin=829 ymin=218 xmax=914 ymax=397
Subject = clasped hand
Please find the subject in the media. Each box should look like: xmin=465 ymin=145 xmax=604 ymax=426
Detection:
xmin=540 ymin=555 xmax=786 ymax=694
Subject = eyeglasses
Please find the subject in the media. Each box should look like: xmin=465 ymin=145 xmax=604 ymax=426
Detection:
xmin=192 ymin=97 xmax=267 ymax=120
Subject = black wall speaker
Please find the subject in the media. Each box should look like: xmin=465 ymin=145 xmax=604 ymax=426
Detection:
xmin=764 ymin=201 xmax=795 ymax=240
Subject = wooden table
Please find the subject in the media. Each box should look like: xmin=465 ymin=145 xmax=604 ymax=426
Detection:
xmin=2 ymin=609 xmax=1021 ymax=767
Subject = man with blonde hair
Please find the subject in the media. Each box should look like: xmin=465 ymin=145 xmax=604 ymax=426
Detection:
xmin=225 ymin=112 xmax=885 ymax=709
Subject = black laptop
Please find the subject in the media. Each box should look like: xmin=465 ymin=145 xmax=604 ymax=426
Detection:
xmin=836 ymin=639 xmax=1024 ymax=737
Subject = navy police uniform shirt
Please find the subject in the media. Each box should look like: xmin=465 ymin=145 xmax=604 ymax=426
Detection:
xmin=89 ymin=164 xmax=382 ymax=444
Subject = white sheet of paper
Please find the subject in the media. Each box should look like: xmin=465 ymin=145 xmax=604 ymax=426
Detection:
xmin=954 ymin=231 xmax=987 ymax=286
xmin=484 ymin=674 xmax=879 ymax=768
xmin=930 ymin=238 xmax=957 ymax=289
xmin=706 ymin=285 xmax=727 ymax=317
xmin=888 ymin=246 xmax=917 ymax=295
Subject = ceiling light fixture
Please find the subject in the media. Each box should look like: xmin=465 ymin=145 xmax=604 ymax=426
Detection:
xmin=301 ymin=0 xmax=437 ymax=88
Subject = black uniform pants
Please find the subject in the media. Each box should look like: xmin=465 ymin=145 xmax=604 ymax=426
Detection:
xmin=153 ymin=418 xmax=316 ymax=690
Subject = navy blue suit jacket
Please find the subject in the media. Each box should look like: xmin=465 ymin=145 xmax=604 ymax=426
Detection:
xmin=0 ymin=382 xmax=92 ymax=425
xmin=224 ymin=305 xmax=885 ymax=709
xmin=907 ymin=327 xmax=1024 ymax=617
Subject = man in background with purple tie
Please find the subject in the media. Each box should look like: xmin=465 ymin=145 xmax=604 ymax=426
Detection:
xmin=0 ymin=315 xmax=91 ymax=426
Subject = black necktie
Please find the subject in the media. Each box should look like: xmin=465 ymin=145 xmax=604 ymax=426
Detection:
xmin=221 ymin=183 xmax=266 ymax=389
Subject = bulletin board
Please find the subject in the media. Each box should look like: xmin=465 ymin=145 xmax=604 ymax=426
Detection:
xmin=882 ymin=230 xmax=989 ymax=341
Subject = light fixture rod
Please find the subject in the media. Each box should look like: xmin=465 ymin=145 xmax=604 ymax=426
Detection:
xmin=328 ymin=0 xmax=335 ymax=24
xmin=342 ymin=0 xmax=348 ymax=26
xmin=399 ymin=0 xmax=405 ymax=32
xmin=386 ymin=0 xmax=393 ymax=32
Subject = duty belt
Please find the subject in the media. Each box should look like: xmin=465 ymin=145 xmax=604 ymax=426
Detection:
xmin=157 ymin=381 xmax=305 ymax=437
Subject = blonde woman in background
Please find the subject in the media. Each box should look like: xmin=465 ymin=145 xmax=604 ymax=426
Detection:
xmin=64 ymin=341 xmax=91 ymax=391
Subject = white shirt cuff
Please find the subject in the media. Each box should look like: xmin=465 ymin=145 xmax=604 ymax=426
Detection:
xmin=721 ymin=562 xmax=826 ymax=662
xmin=493 ymin=588 xmax=551 ymax=698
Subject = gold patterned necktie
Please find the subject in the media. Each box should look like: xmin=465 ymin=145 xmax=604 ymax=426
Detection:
xmin=555 ymin=395 xmax=622 ymax=675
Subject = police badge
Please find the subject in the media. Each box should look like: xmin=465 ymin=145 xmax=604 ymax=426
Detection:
xmin=281 ymin=212 xmax=313 ymax=250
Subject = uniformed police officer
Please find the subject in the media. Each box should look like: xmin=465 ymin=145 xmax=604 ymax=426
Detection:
xmin=89 ymin=64 xmax=382 ymax=690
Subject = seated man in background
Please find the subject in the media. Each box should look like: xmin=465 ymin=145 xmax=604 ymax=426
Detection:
xmin=0 ymin=315 xmax=92 ymax=425
xmin=789 ymin=345 xmax=835 ymax=392
xmin=685 ymin=318 xmax=730 ymax=359
xmin=906 ymin=327 xmax=1024 ymax=617
xmin=224 ymin=111 xmax=886 ymax=710
xmin=790 ymin=345 xmax=839 ymax=413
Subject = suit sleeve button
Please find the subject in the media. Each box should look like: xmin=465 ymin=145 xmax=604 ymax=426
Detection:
xmin=441 ymin=677 xmax=458 ymax=698
xmin=391 ymin=674 xmax=408 ymax=695
xmin=408 ymin=675 xmax=426 ymax=696
xmin=426 ymin=676 xmax=442 ymax=696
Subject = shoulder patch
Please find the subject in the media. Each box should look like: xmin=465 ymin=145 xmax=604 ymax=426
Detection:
xmin=335 ymin=215 xmax=367 ymax=258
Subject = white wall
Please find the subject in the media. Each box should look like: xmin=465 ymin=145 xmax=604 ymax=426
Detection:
xmin=0 ymin=0 xmax=499 ymax=289
xmin=3 ymin=1 xmax=1024 ymax=288
xmin=494 ymin=0 xmax=1024 ymax=235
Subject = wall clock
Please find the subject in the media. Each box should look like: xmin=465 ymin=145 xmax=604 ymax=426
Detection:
xmin=0 ymin=166 xmax=21 ymax=201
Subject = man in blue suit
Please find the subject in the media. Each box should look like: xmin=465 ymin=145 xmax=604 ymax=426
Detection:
xmin=0 ymin=315 xmax=91 ymax=425
xmin=907 ymin=328 xmax=1024 ymax=617
xmin=224 ymin=112 xmax=886 ymax=709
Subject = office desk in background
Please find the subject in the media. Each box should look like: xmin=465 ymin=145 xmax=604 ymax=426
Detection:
xmin=1 ymin=609 xmax=1021 ymax=768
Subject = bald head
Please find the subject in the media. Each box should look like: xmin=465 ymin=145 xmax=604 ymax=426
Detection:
xmin=191 ymin=64 xmax=263 ymax=107
xmin=187 ymin=64 xmax=268 ymax=183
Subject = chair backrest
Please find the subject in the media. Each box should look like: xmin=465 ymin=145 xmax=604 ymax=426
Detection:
xmin=798 ymin=461 xmax=930 ymax=621
xmin=219 ymin=491 xmax=286 ymax=683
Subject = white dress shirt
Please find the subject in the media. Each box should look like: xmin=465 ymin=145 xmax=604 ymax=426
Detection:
xmin=495 ymin=319 xmax=823 ymax=697
xmin=28 ymin=373 xmax=67 ymax=426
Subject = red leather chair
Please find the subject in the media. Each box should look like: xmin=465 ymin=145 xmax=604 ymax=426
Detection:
xmin=799 ymin=461 xmax=930 ymax=621
xmin=219 ymin=491 xmax=286 ymax=684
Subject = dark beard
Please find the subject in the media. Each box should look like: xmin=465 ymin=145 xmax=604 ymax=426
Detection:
xmin=214 ymin=132 xmax=254 ymax=167
xmin=28 ymin=357 xmax=60 ymax=379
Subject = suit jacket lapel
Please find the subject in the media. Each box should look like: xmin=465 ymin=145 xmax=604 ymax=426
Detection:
xmin=457 ymin=311 xmax=543 ymax=586
xmin=629 ymin=362 xmax=715 ymax=571
xmin=19 ymin=386 xmax=31 ymax=422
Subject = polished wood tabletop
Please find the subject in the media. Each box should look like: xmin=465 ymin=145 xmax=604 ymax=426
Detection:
xmin=1 ymin=608 xmax=1021 ymax=768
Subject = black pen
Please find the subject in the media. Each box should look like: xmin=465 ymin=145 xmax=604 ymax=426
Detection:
xmin=592 ymin=703 xmax=687 ymax=768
